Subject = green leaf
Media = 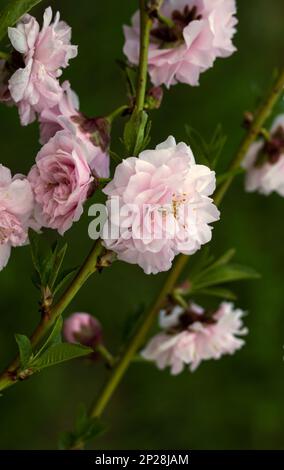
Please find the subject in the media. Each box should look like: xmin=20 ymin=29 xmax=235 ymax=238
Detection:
xmin=15 ymin=334 xmax=33 ymax=369
xmin=216 ymin=167 xmax=245 ymax=186
xmin=196 ymin=287 xmax=237 ymax=301
xmin=192 ymin=263 xmax=261 ymax=290
xmin=31 ymin=343 xmax=92 ymax=371
xmin=201 ymin=248 xmax=236 ymax=273
xmin=0 ymin=0 xmax=43 ymax=42
xmin=48 ymin=243 xmax=68 ymax=290
xmin=58 ymin=432 xmax=74 ymax=450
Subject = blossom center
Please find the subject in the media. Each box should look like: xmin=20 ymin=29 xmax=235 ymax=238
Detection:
xmin=150 ymin=5 xmax=202 ymax=47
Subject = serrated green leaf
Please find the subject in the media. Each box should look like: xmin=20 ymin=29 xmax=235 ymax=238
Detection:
xmin=192 ymin=263 xmax=260 ymax=290
xmin=15 ymin=334 xmax=33 ymax=369
xmin=195 ymin=287 xmax=237 ymax=300
xmin=0 ymin=0 xmax=43 ymax=42
xmin=31 ymin=343 xmax=92 ymax=371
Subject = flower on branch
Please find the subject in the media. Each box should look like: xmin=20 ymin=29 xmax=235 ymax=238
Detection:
xmin=101 ymin=136 xmax=219 ymax=274
xmin=141 ymin=301 xmax=247 ymax=374
xmin=243 ymin=114 xmax=284 ymax=196
xmin=28 ymin=130 xmax=94 ymax=235
xmin=123 ymin=0 xmax=237 ymax=88
xmin=0 ymin=164 xmax=35 ymax=270
xmin=5 ymin=7 xmax=77 ymax=125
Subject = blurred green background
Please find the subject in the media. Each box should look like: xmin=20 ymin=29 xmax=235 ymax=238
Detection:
xmin=0 ymin=0 xmax=284 ymax=450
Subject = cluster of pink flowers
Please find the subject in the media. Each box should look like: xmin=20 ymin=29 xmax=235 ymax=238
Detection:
xmin=123 ymin=0 xmax=237 ymax=88
xmin=243 ymin=115 xmax=284 ymax=196
xmin=142 ymin=301 xmax=247 ymax=374
xmin=102 ymin=136 xmax=219 ymax=274
xmin=0 ymin=7 xmax=110 ymax=270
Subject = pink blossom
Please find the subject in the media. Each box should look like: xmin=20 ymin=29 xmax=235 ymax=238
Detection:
xmin=243 ymin=115 xmax=284 ymax=196
xmin=102 ymin=136 xmax=219 ymax=275
xmin=142 ymin=302 xmax=247 ymax=374
xmin=123 ymin=0 xmax=237 ymax=88
xmin=63 ymin=312 xmax=102 ymax=348
xmin=39 ymin=81 xmax=110 ymax=178
xmin=7 ymin=7 xmax=77 ymax=125
xmin=28 ymin=130 xmax=94 ymax=235
xmin=0 ymin=164 xmax=34 ymax=270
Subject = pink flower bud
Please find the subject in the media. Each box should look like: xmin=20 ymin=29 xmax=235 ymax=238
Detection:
xmin=63 ymin=313 xmax=102 ymax=349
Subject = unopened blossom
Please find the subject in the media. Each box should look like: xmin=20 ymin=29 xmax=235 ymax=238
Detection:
xmin=7 ymin=7 xmax=77 ymax=125
xmin=102 ymin=136 xmax=219 ymax=275
xmin=28 ymin=130 xmax=94 ymax=235
xmin=0 ymin=164 xmax=34 ymax=270
xmin=243 ymin=115 xmax=284 ymax=196
xmin=141 ymin=302 xmax=247 ymax=374
xmin=123 ymin=0 xmax=237 ymax=88
xmin=39 ymin=81 xmax=110 ymax=178
xmin=63 ymin=313 xmax=102 ymax=349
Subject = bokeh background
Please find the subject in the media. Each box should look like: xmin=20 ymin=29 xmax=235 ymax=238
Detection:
xmin=0 ymin=0 xmax=284 ymax=450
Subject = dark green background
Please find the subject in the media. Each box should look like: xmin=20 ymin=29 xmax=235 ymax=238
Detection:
xmin=0 ymin=0 xmax=284 ymax=449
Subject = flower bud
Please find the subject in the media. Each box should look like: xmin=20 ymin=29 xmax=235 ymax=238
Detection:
xmin=63 ymin=313 xmax=102 ymax=349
